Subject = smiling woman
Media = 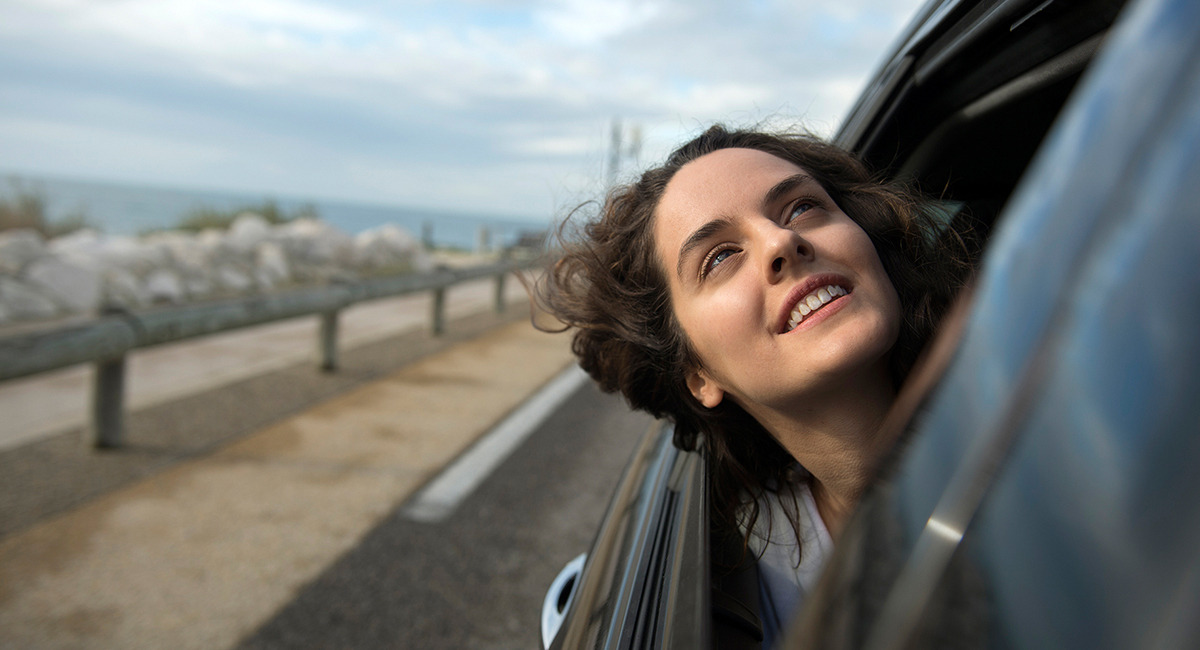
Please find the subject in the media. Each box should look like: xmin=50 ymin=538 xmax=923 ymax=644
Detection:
xmin=534 ymin=125 xmax=976 ymax=644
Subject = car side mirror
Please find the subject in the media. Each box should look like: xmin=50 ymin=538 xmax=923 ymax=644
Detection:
xmin=541 ymin=553 xmax=586 ymax=649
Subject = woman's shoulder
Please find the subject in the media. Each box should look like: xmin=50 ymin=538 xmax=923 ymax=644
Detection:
xmin=745 ymin=473 xmax=837 ymax=643
xmin=742 ymin=469 xmax=827 ymax=554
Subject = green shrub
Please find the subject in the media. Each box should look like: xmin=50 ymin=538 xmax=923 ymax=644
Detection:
xmin=173 ymin=200 xmax=318 ymax=233
xmin=0 ymin=178 xmax=94 ymax=237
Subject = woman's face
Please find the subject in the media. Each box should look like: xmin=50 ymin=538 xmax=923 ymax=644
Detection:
xmin=653 ymin=147 xmax=901 ymax=416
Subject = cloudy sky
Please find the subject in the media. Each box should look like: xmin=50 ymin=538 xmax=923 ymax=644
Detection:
xmin=0 ymin=0 xmax=926 ymax=223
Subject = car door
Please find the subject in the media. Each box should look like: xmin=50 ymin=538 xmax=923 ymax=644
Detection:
xmin=787 ymin=0 xmax=1200 ymax=647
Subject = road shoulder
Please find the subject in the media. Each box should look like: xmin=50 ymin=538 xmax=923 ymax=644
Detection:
xmin=0 ymin=313 xmax=577 ymax=649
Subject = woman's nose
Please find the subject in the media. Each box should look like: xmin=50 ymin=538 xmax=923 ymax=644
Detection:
xmin=763 ymin=224 xmax=812 ymax=281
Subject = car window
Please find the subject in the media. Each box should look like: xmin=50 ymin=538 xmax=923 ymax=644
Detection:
xmin=843 ymin=0 xmax=1126 ymax=239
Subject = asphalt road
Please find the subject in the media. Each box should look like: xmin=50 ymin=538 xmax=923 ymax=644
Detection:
xmin=234 ymin=379 xmax=654 ymax=650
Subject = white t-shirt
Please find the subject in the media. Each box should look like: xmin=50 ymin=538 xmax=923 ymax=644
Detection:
xmin=743 ymin=479 xmax=834 ymax=645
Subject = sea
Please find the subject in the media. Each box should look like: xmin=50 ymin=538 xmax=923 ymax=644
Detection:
xmin=2 ymin=172 xmax=551 ymax=251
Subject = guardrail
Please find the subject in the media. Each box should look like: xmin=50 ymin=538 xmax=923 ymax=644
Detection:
xmin=0 ymin=258 xmax=540 ymax=448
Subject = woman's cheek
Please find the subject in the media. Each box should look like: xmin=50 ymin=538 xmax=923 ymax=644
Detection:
xmin=710 ymin=284 xmax=759 ymax=338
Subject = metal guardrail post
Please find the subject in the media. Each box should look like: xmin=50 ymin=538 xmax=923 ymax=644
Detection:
xmin=319 ymin=310 xmax=339 ymax=372
xmin=494 ymin=272 xmax=507 ymax=313
xmin=431 ymin=287 xmax=446 ymax=336
xmin=92 ymin=355 xmax=127 ymax=448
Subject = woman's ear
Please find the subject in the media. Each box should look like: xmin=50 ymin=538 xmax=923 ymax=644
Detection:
xmin=686 ymin=368 xmax=725 ymax=409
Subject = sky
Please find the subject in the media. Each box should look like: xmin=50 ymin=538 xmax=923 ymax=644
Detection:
xmin=0 ymin=0 xmax=928 ymax=223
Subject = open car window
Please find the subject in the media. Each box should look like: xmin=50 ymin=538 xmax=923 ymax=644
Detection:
xmin=844 ymin=0 xmax=1126 ymax=239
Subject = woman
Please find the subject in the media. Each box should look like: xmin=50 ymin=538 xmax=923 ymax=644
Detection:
xmin=535 ymin=125 xmax=972 ymax=640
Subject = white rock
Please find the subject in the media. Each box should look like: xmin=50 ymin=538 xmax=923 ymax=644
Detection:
xmin=215 ymin=266 xmax=253 ymax=293
xmin=279 ymin=218 xmax=354 ymax=267
xmin=0 ymin=217 xmax=436 ymax=322
xmin=255 ymin=241 xmax=291 ymax=286
xmin=254 ymin=268 xmax=277 ymax=292
xmin=46 ymin=228 xmax=102 ymax=256
xmin=0 ymin=228 xmax=47 ymax=274
xmin=411 ymin=249 xmax=434 ymax=273
xmin=354 ymin=224 xmax=423 ymax=270
xmin=226 ymin=213 xmax=271 ymax=253
xmin=46 ymin=229 xmax=113 ymax=277
xmin=145 ymin=230 xmax=209 ymax=274
xmin=352 ymin=235 xmax=384 ymax=269
xmin=197 ymin=228 xmax=225 ymax=251
xmin=197 ymin=228 xmax=242 ymax=268
xmin=86 ymin=235 xmax=165 ymax=277
xmin=144 ymin=269 xmax=187 ymax=304
xmin=0 ymin=275 xmax=60 ymax=321
xmin=101 ymin=267 xmax=148 ymax=308
xmin=279 ymin=218 xmax=331 ymax=241
xmin=24 ymin=256 xmax=101 ymax=313
xmin=387 ymin=224 xmax=421 ymax=251
xmin=185 ymin=276 xmax=214 ymax=298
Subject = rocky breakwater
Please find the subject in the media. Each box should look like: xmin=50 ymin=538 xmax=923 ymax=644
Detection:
xmin=0 ymin=213 xmax=432 ymax=327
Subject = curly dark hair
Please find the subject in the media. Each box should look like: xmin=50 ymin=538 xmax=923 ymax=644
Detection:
xmin=534 ymin=125 xmax=974 ymax=555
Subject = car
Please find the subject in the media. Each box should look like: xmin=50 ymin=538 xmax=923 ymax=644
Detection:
xmin=541 ymin=0 xmax=1200 ymax=647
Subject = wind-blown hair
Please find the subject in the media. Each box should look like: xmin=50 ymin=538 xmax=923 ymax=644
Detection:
xmin=534 ymin=125 xmax=973 ymax=552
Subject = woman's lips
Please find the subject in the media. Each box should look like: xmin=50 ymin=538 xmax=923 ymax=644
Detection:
xmin=778 ymin=274 xmax=854 ymax=333
xmin=785 ymin=284 xmax=849 ymax=332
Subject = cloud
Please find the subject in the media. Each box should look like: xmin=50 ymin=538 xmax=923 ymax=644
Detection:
xmin=0 ymin=0 xmax=928 ymax=221
xmin=535 ymin=0 xmax=662 ymax=45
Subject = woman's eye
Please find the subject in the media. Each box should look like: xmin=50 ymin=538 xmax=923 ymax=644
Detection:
xmin=702 ymin=247 xmax=736 ymax=277
xmin=786 ymin=201 xmax=815 ymax=224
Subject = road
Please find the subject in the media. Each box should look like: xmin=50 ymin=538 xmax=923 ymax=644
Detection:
xmin=0 ymin=310 xmax=653 ymax=649
xmin=236 ymin=381 xmax=653 ymax=649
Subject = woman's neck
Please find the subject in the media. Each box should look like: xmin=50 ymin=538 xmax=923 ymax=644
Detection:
xmin=751 ymin=366 xmax=897 ymax=537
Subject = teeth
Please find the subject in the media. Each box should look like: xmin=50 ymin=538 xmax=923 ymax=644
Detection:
xmin=785 ymin=285 xmax=848 ymax=332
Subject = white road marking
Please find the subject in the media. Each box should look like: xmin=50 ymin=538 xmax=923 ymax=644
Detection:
xmin=402 ymin=364 xmax=589 ymax=522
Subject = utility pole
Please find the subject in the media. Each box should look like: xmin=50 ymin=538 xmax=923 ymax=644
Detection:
xmin=606 ymin=118 xmax=643 ymax=189
xmin=607 ymin=118 xmax=623 ymax=189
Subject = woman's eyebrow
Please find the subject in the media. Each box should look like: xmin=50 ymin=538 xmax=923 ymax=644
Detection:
xmin=762 ymin=174 xmax=813 ymax=212
xmin=676 ymin=218 xmax=732 ymax=280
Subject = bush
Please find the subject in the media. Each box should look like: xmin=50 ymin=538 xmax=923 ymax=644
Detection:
xmin=174 ymin=200 xmax=319 ymax=232
xmin=0 ymin=178 xmax=93 ymax=237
